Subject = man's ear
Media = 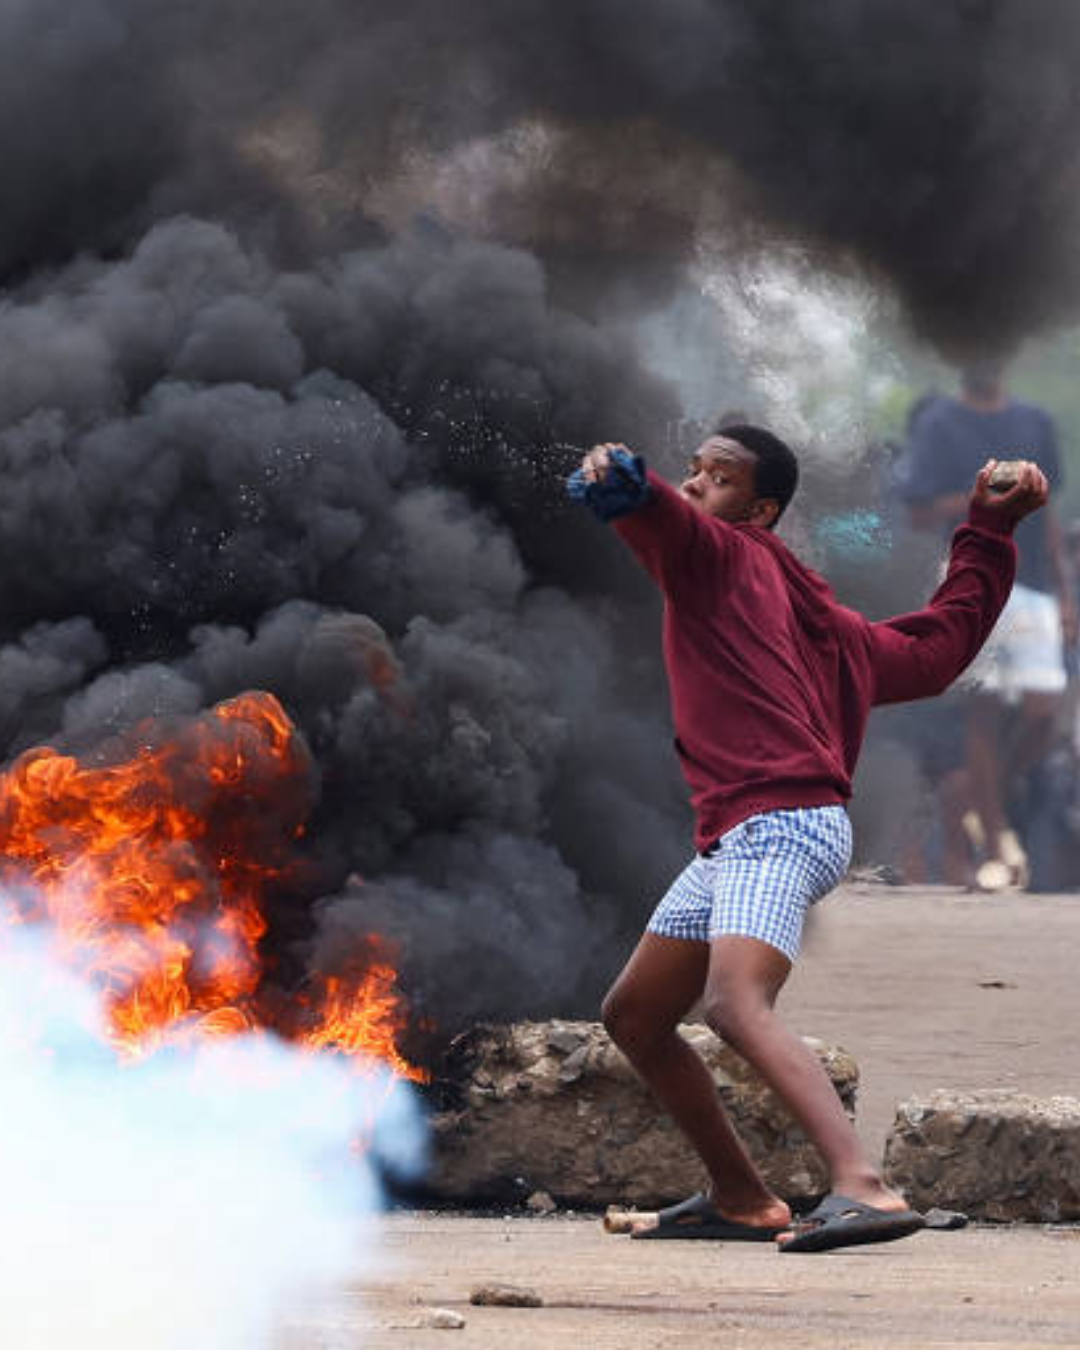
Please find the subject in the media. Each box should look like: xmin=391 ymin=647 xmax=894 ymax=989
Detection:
xmin=749 ymin=497 xmax=781 ymax=529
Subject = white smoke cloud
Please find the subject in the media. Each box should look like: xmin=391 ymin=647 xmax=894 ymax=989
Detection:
xmin=0 ymin=911 xmax=423 ymax=1349
xmin=700 ymin=249 xmax=902 ymax=449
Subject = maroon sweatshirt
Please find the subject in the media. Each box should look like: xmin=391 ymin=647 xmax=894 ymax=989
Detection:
xmin=615 ymin=472 xmax=1017 ymax=851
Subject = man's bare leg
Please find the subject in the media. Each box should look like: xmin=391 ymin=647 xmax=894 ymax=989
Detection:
xmin=602 ymin=933 xmax=790 ymax=1230
xmin=698 ymin=935 xmax=909 ymax=1244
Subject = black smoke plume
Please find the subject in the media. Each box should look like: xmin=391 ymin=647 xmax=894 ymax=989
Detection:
xmin=2 ymin=2 xmax=1079 ymax=1044
xmin=6 ymin=3 xmax=1080 ymax=354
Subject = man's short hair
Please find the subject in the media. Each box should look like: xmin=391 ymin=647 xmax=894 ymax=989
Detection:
xmin=718 ymin=423 xmax=799 ymax=518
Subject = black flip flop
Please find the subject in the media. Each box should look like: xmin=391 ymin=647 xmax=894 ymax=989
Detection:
xmin=631 ymin=1192 xmax=786 ymax=1241
xmin=779 ymin=1194 xmax=926 ymax=1254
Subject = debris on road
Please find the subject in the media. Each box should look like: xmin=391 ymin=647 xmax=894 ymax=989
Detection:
xmin=603 ymin=1206 xmax=653 ymax=1234
xmin=423 ymin=1307 xmax=467 ymax=1329
xmin=470 ymin=1283 xmax=544 ymax=1307
xmin=527 ymin=1189 xmax=557 ymax=1214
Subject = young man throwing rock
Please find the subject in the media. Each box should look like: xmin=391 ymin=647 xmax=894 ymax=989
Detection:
xmin=567 ymin=426 xmax=1046 ymax=1252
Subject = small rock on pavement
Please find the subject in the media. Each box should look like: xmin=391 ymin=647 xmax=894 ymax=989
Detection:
xmin=526 ymin=1189 xmax=557 ymax=1214
xmin=423 ymin=1308 xmax=466 ymax=1329
xmin=470 ymin=1283 xmax=544 ymax=1308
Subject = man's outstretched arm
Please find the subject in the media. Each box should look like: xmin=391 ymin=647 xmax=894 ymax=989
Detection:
xmin=567 ymin=442 xmax=654 ymax=522
xmin=567 ymin=443 xmax=730 ymax=599
xmin=871 ymin=459 xmax=1049 ymax=705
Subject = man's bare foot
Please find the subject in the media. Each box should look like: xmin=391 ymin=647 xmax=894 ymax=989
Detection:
xmin=831 ymin=1178 xmax=911 ymax=1214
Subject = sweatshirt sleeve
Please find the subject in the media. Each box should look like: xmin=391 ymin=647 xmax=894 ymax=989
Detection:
xmin=613 ymin=471 xmax=733 ymax=601
xmin=868 ymin=502 xmax=1018 ymax=705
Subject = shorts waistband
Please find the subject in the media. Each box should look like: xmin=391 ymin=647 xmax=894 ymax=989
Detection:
xmin=698 ymin=804 xmax=849 ymax=858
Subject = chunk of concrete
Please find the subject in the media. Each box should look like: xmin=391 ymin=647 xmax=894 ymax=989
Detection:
xmin=426 ymin=1019 xmax=858 ymax=1207
xmin=884 ymin=1090 xmax=1080 ymax=1222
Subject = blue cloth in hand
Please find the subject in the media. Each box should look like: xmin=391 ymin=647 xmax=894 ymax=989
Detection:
xmin=566 ymin=447 xmax=651 ymax=521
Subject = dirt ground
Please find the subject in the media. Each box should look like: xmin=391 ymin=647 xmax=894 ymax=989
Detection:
xmin=279 ymin=883 xmax=1080 ymax=1349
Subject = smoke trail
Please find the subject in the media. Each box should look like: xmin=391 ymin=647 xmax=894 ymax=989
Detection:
xmin=0 ymin=915 xmax=419 ymax=1349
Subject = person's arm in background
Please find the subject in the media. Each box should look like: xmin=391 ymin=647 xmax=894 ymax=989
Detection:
xmin=1044 ymin=501 xmax=1078 ymax=646
xmin=870 ymin=460 xmax=1047 ymax=704
xmin=1037 ymin=413 xmax=1079 ymax=647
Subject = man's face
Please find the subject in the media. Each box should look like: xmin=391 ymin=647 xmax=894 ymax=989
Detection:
xmin=679 ymin=436 xmax=779 ymax=527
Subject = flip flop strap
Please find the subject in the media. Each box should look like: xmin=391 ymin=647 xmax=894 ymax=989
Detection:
xmin=655 ymin=1192 xmax=715 ymax=1226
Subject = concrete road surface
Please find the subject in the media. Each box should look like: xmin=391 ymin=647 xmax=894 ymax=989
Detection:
xmin=278 ymin=883 xmax=1080 ymax=1349
xmin=281 ymin=1213 xmax=1080 ymax=1348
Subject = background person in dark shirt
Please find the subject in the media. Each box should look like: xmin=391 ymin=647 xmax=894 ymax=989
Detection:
xmin=899 ymin=361 xmax=1076 ymax=888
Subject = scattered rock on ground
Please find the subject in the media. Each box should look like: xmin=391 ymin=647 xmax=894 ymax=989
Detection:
xmin=603 ymin=1205 xmax=651 ymax=1234
xmin=469 ymin=1283 xmax=544 ymax=1307
xmin=884 ymin=1090 xmax=1080 ymax=1222
xmin=428 ymin=1019 xmax=857 ymax=1207
xmin=422 ymin=1308 xmax=466 ymax=1329
xmin=526 ymin=1189 xmax=557 ymax=1214
xmin=922 ymin=1207 xmax=969 ymax=1230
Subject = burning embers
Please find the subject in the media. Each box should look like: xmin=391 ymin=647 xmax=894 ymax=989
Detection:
xmin=0 ymin=690 xmax=423 ymax=1080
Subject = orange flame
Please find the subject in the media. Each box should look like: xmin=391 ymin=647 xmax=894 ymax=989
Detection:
xmin=0 ymin=691 xmax=423 ymax=1079
xmin=301 ymin=969 xmax=425 ymax=1082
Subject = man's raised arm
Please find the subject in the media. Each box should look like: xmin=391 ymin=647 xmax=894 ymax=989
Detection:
xmin=870 ymin=459 xmax=1049 ymax=705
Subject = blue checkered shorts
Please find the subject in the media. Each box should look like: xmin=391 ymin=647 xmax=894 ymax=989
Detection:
xmin=647 ymin=806 xmax=852 ymax=962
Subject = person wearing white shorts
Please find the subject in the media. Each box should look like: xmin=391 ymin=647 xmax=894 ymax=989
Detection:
xmin=971 ymin=582 xmax=1065 ymax=700
xmin=900 ymin=366 xmax=1076 ymax=889
xmin=963 ymin=582 xmax=1069 ymax=888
